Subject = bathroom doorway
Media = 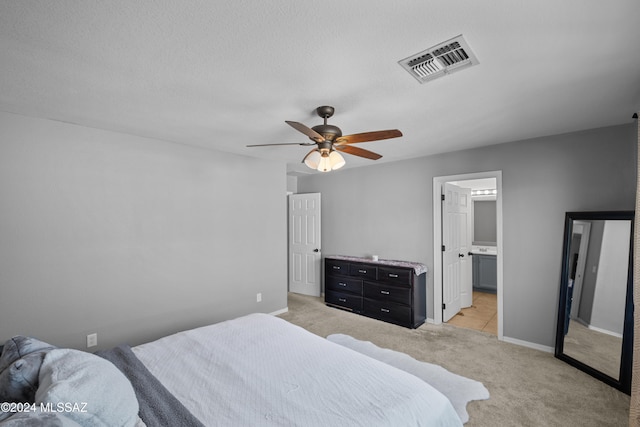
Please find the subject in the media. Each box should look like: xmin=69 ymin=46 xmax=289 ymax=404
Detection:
xmin=433 ymin=171 xmax=503 ymax=340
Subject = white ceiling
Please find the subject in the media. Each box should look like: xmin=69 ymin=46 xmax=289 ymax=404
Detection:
xmin=1 ymin=1 xmax=639 ymax=175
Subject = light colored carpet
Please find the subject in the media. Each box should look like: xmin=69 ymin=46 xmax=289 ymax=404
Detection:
xmin=278 ymin=292 xmax=630 ymax=427
xmin=327 ymin=333 xmax=489 ymax=424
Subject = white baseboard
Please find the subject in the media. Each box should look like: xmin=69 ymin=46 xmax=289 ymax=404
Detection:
xmin=502 ymin=336 xmax=554 ymax=353
xmin=428 ymin=318 xmax=553 ymax=353
xmin=270 ymin=307 xmax=288 ymax=316
xmin=587 ymin=324 xmax=623 ymax=339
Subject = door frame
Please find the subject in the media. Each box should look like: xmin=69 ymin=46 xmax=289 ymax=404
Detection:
xmin=433 ymin=171 xmax=504 ymax=340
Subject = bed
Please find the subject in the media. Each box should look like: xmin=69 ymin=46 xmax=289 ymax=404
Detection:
xmin=0 ymin=313 xmax=463 ymax=426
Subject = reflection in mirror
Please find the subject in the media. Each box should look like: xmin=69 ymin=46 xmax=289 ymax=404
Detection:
xmin=563 ymin=220 xmax=629 ymax=378
xmin=555 ymin=211 xmax=634 ymax=395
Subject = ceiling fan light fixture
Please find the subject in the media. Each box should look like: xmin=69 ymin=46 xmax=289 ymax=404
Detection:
xmin=317 ymin=155 xmax=331 ymax=172
xmin=314 ymin=149 xmax=345 ymax=172
xmin=329 ymin=150 xmax=345 ymax=170
xmin=304 ymin=150 xmax=322 ymax=169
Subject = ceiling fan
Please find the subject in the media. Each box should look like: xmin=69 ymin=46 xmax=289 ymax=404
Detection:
xmin=247 ymin=106 xmax=403 ymax=172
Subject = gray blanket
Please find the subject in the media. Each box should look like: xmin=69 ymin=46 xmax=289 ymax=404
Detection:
xmin=0 ymin=336 xmax=56 ymax=410
xmin=96 ymin=345 xmax=204 ymax=427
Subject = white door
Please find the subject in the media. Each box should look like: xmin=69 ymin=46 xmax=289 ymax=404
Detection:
xmin=442 ymin=183 xmax=472 ymax=321
xmin=460 ymin=189 xmax=472 ymax=308
xmin=288 ymin=193 xmax=321 ymax=296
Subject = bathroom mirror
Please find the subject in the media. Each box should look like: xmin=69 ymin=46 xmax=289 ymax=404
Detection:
xmin=555 ymin=211 xmax=634 ymax=394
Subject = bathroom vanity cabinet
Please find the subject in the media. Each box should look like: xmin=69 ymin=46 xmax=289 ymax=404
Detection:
xmin=472 ymin=253 xmax=497 ymax=293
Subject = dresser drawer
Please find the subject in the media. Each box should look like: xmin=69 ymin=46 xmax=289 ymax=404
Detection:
xmin=378 ymin=267 xmax=412 ymax=286
xmin=364 ymin=282 xmax=411 ymax=306
xmin=363 ymin=298 xmax=411 ymax=326
xmin=326 ymin=259 xmax=350 ymax=276
xmin=349 ymin=263 xmax=377 ymax=280
xmin=326 ymin=276 xmax=363 ymax=295
xmin=326 ymin=291 xmax=363 ymax=312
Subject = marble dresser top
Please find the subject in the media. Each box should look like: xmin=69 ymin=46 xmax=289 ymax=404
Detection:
xmin=325 ymin=255 xmax=428 ymax=276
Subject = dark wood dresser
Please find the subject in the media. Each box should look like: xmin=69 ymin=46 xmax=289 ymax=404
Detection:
xmin=324 ymin=255 xmax=427 ymax=329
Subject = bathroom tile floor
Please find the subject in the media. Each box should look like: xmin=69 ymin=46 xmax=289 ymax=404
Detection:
xmin=447 ymin=291 xmax=497 ymax=335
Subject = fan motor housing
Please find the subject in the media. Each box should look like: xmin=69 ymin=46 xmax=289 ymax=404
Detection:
xmin=311 ymin=124 xmax=342 ymax=142
xmin=316 ymin=140 xmax=333 ymax=153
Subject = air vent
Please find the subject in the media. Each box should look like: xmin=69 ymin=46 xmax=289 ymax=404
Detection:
xmin=398 ymin=35 xmax=479 ymax=84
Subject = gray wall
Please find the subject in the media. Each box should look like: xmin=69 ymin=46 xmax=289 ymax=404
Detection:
xmin=287 ymin=175 xmax=298 ymax=194
xmin=0 ymin=112 xmax=288 ymax=350
xmin=297 ymin=123 xmax=636 ymax=348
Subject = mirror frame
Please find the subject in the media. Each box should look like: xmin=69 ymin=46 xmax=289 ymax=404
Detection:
xmin=555 ymin=210 xmax=634 ymax=394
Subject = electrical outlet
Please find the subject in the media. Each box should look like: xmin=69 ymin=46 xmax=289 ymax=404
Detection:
xmin=256 ymin=293 xmax=262 ymax=302
xmin=86 ymin=333 xmax=98 ymax=348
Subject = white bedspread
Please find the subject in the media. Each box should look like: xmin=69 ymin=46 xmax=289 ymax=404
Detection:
xmin=132 ymin=313 xmax=462 ymax=426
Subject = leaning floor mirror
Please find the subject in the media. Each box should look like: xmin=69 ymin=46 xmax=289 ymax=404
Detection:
xmin=555 ymin=211 xmax=634 ymax=394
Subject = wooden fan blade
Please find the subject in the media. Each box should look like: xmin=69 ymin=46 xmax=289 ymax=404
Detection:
xmin=335 ymin=144 xmax=382 ymax=160
xmin=334 ymin=129 xmax=402 ymax=145
xmin=285 ymin=121 xmax=325 ymax=142
xmin=246 ymin=142 xmax=315 ymax=147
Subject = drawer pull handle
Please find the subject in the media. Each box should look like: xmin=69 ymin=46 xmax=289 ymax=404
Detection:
xmin=358 ymin=269 xmax=367 ymax=274
xmin=333 ymin=266 xmax=341 ymax=270
xmin=381 ymin=308 xmax=390 ymax=313
xmin=389 ymin=274 xmax=399 ymax=278
xmin=339 ymin=298 xmax=347 ymax=302
xmin=338 ymin=282 xmax=347 ymax=287
xmin=380 ymin=290 xmax=390 ymax=295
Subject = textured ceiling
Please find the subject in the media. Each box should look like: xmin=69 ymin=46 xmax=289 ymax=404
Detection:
xmin=1 ymin=1 xmax=639 ymax=174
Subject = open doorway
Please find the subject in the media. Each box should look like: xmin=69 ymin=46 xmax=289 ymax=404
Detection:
xmin=433 ymin=171 xmax=503 ymax=340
